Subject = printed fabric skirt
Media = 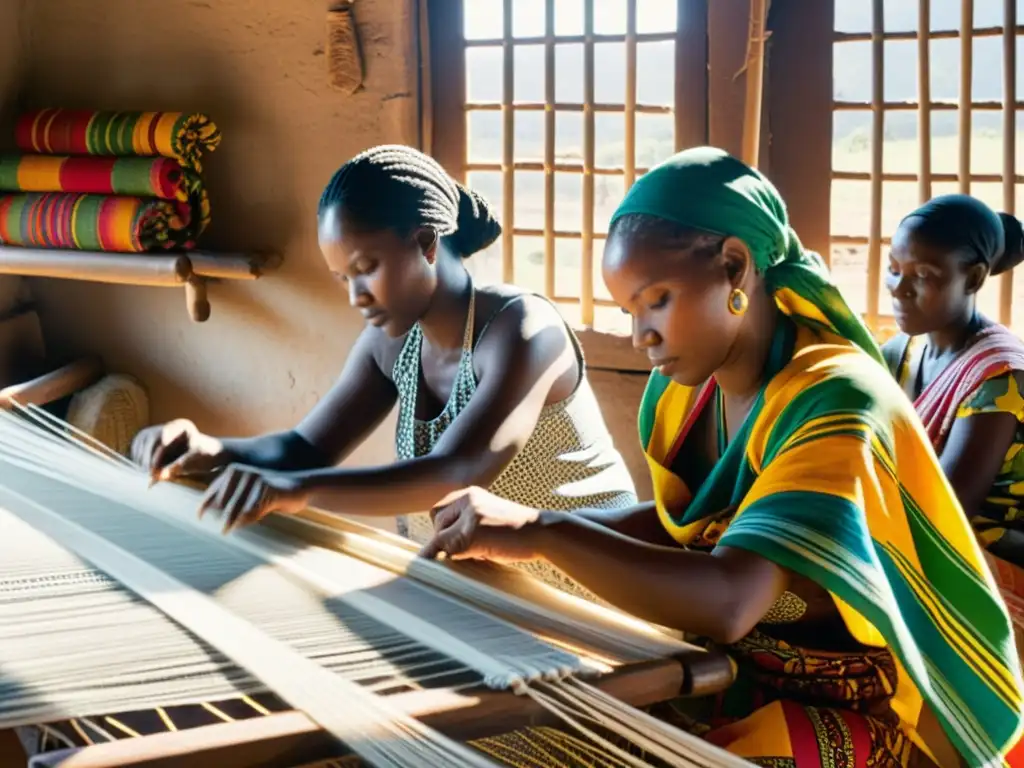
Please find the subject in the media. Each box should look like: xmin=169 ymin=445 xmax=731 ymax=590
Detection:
xmin=469 ymin=629 xmax=914 ymax=768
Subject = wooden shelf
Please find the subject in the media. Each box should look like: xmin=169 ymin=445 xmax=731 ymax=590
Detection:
xmin=0 ymin=246 xmax=281 ymax=323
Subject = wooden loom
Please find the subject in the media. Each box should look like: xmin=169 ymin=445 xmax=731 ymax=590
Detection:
xmin=0 ymin=408 xmax=742 ymax=768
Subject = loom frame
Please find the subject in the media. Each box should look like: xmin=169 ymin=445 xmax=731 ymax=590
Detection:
xmin=18 ymin=510 xmax=736 ymax=768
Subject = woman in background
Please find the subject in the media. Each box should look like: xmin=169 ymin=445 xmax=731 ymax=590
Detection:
xmin=422 ymin=148 xmax=1024 ymax=767
xmin=130 ymin=144 xmax=637 ymax=597
xmin=882 ymin=195 xmax=1024 ymax=567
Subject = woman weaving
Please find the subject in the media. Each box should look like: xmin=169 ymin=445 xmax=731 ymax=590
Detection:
xmin=422 ymin=148 xmax=1024 ymax=766
xmin=131 ymin=144 xmax=636 ymax=597
xmin=882 ymin=195 xmax=1024 ymax=569
xmin=13 ymin=146 xmax=635 ymax=760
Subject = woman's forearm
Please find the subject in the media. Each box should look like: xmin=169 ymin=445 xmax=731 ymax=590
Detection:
xmin=222 ymin=431 xmax=330 ymax=472
xmin=295 ymin=455 xmax=468 ymax=517
xmin=573 ymin=502 xmax=677 ymax=546
xmin=528 ymin=511 xmax=782 ymax=643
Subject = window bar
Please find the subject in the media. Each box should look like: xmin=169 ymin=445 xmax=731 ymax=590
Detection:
xmin=1001 ymin=0 xmax=1017 ymax=324
xmin=624 ymin=0 xmax=638 ymax=190
xmin=918 ymin=0 xmax=932 ymax=203
xmin=834 ymin=99 xmax=1023 ymax=111
xmin=544 ymin=0 xmax=556 ymax=299
xmin=866 ymin=0 xmax=885 ymax=325
xmin=674 ymin=0 xmax=690 ymax=150
xmin=835 ymin=25 xmax=1024 ymax=43
xmin=581 ymin=0 xmax=596 ymax=327
xmin=502 ymin=0 xmax=515 ymax=283
xmin=959 ymin=0 xmax=973 ymax=195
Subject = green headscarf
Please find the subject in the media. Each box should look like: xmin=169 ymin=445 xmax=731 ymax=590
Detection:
xmin=609 ymin=146 xmax=883 ymax=364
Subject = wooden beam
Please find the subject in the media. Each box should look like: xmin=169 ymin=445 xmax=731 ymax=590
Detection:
xmin=766 ymin=0 xmax=835 ymax=262
xmin=707 ymin=0 xmax=750 ymax=158
xmin=0 ymin=248 xmax=190 ymax=287
xmin=675 ymin=0 xmax=708 ymax=149
xmin=34 ymin=659 xmax=688 ymax=768
xmin=427 ymin=0 xmax=466 ymax=180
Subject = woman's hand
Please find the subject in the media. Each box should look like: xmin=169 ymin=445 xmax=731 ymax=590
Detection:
xmin=197 ymin=464 xmax=310 ymax=533
xmin=419 ymin=486 xmax=543 ymax=564
xmin=130 ymin=419 xmax=232 ymax=484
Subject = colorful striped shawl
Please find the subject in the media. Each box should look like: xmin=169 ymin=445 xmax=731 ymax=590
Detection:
xmin=15 ymin=110 xmax=221 ymax=174
xmin=0 ymin=193 xmax=198 ymax=253
xmin=0 ymin=155 xmax=211 ymax=237
xmin=910 ymin=325 xmax=1024 ymax=453
xmin=639 ymin=311 xmax=1024 ymax=767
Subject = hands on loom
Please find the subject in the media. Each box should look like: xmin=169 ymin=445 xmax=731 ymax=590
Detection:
xmin=419 ymin=486 xmax=544 ymax=564
xmin=131 ymin=420 xmax=310 ymax=532
xmin=131 ymin=418 xmax=232 ymax=484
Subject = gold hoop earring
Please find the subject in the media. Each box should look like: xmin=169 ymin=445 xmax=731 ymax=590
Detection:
xmin=728 ymin=288 xmax=748 ymax=316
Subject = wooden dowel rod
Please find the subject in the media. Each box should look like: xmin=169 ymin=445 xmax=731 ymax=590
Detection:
xmin=918 ymin=0 xmax=933 ymax=203
xmin=624 ymin=0 xmax=638 ymax=189
xmin=740 ymin=0 xmax=769 ymax=168
xmin=835 ymin=24 xmax=1023 ymax=43
xmin=186 ymin=253 xmax=279 ymax=281
xmin=1001 ymin=0 xmax=1016 ymax=325
xmin=581 ymin=0 xmax=596 ymax=328
xmin=0 ymin=357 xmax=104 ymax=410
xmin=0 ymin=248 xmax=191 ymax=287
xmin=866 ymin=0 xmax=885 ymax=325
xmin=832 ymin=234 xmax=893 ymax=245
xmin=543 ymin=0 xmax=556 ymax=299
xmin=33 ymin=659 xmax=688 ymax=768
xmin=833 ymin=170 xmax=1024 ymax=183
xmin=834 ymin=99 xmax=1018 ymax=111
xmin=959 ymin=0 xmax=974 ymax=194
xmin=513 ymin=228 xmax=608 ymax=241
xmin=185 ymin=277 xmax=211 ymax=323
xmin=501 ymin=0 xmax=515 ymax=284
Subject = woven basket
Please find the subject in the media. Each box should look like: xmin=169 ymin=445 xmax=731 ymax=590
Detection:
xmin=66 ymin=374 xmax=149 ymax=457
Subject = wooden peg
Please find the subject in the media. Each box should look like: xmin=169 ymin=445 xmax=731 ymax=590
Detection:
xmin=186 ymin=276 xmax=211 ymax=323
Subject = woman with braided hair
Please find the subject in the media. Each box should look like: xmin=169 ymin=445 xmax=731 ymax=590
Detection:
xmin=130 ymin=144 xmax=637 ymax=597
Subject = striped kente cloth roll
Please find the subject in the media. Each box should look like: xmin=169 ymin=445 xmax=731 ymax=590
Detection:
xmin=15 ymin=110 xmax=221 ymax=173
xmin=0 ymin=155 xmax=211 ymax=236
xmin=0 ymin=193 xmax=200 ymax=253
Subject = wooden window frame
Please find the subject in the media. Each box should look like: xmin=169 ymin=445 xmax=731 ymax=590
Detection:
xmin=422 ymin=0 xmax=708 ymax=372
xmin=825 ymin=1 xmax=1021 ymax=335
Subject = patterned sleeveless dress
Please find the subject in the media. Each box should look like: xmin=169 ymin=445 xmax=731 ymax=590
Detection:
xmin=392 ymin=288 xmax=638 ymax=599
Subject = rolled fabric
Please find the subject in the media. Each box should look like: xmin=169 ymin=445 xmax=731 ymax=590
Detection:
xmin=0 ymin=193 xmax=200 ymax=253
xmin=0 ymin=155 xmax=210 ymax=236
xmin=15 ymin=110 xmax=221 ymax=173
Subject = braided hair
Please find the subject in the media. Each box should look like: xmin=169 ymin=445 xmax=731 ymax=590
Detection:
xmin=318 ymin=145 xmax=501 ymax=258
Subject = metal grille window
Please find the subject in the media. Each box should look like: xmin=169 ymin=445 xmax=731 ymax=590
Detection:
xmin=426 ymin=0 xmax=707 ymax=336
xmin=830 ymin=0 xmax=1022 ymax=334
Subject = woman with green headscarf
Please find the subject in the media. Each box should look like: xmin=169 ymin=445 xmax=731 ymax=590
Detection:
xmin=422 ymin=147 xmax=1024 ymax=767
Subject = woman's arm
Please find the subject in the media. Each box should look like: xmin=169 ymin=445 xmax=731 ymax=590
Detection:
xmin=939 ymin=411 xmax=1018 ymax=516
xmin=421 ymin=490 xmax=788 ymax=644
xmin=533 ymin=512 xmax=787 ymax=643
xmin=573 ymin=502 xmax=677 ymax=546
xmin=219 ymin=327 xmax=399 ymax=472
xmin=292 ymin=296 xmax=580 ymax=516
